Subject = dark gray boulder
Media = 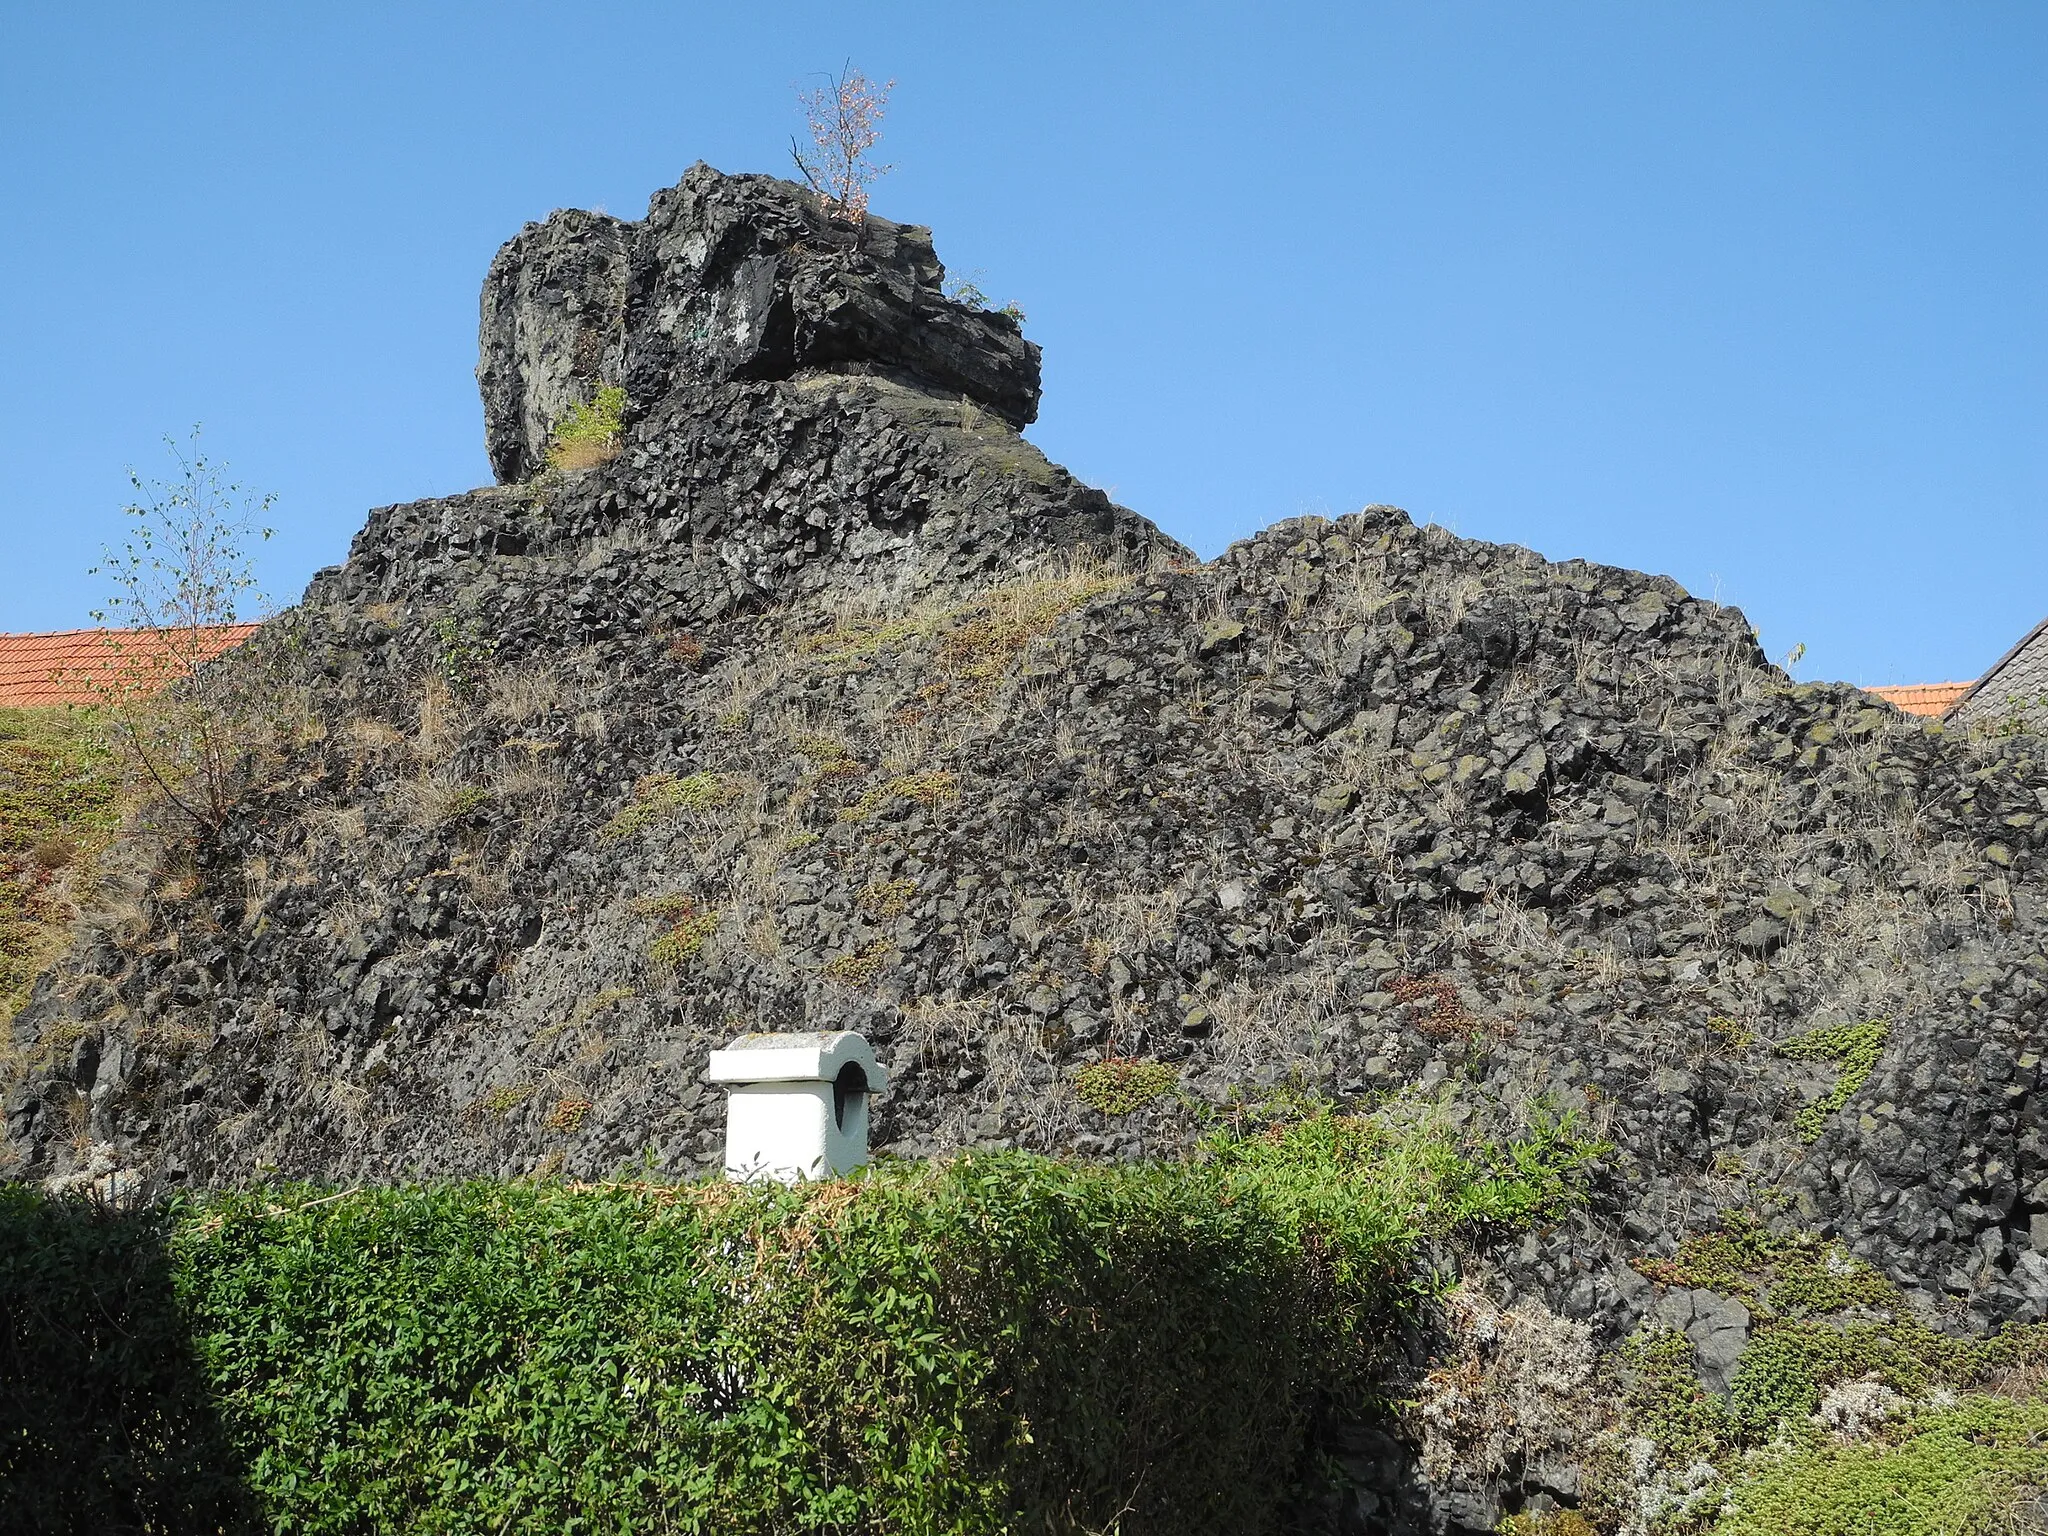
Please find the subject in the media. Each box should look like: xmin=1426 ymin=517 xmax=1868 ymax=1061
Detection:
xmin=477 ymin=209 xmax=632 ymax=486
xmin=476 ymin=163 xmax=1040 ymax=483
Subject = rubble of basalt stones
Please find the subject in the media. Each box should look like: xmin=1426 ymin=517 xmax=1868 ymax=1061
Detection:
xmin=10 ymin=163 xmax=2048 ymax=1531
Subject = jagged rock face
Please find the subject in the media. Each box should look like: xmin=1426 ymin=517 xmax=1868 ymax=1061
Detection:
xmin=10 ymin=168 xmax=2048 ymax=1531
xmin=477 ymin=209 xmax=631 ymax=486
xmin=477 ymin=165 xmax=1041 ymax=482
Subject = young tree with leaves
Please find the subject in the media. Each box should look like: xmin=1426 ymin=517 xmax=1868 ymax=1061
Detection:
xmin=86 ymin=429 xmax=279 ymax=843
xmin=791 ymin=63 xmax=895 ymax=226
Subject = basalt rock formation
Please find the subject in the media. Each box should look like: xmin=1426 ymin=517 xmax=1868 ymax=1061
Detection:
xmin=477 ymin=163 xmax=1041 ymax=482
xmin=10 ymin=166 xmax=2048 ymax=1532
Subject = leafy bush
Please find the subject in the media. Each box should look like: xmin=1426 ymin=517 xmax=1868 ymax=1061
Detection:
xmin=3 ymin=1106 xmax=1602 ymax=1535
xmin=546 ymin=383 xmax=626 ymax=471
xmin=432 ymin=615 xmax=498 ymax=702
xmin=85 ymin=430 xmax=281 ymax=841
xmin=0 ymin=1189 xmax=258 ymax=1533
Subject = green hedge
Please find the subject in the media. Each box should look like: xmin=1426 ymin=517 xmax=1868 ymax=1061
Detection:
xmin=0 ymin=1106 xmax=1601 ymax=1535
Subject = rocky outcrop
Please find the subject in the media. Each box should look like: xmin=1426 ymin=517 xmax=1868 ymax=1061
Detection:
xmin=478 ymin=165 xmax=1041 ymax=482
xmin=477 ymin=209 xmax=631 ymax=485
xmin=10 ymin=163 xmax=2048 ymax=1533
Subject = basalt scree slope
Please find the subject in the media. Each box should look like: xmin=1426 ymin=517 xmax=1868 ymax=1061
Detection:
xmin=9 ymin=164 xmax=2048 ymax=1531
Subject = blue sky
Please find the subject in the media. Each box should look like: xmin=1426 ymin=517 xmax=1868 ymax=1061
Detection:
xmin=2 ymin=2 xmax=2041 ymax=685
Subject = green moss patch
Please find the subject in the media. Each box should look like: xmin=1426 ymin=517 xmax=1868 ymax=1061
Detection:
xmin=633 ymin=894 xmax=721 ymax=970
xmin=1776 ymin=1020 xmax=1889 ymax=1140
xmin=1715 ymin=1396 xmax=2048 ymax=1536
xmin=1075 ymin=1057 xmax=1177 ymax=1115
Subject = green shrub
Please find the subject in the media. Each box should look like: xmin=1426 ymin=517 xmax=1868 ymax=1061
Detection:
xmin=2 ymin=1106 xmax=1602 ymax=1535
xmin=1633 ymin=1212 xmax=1895 ymax=1314
xmin=432 ymin=615 xmax=497 ymax=702
xmin=546 ymin=384 xmax=626 ymax=471
xmin=474 ymin=1083 xmax=535 ymax=1117
xmin=1729 ymin=1316 xmax=1957 ymax=1433
xmin=0 ymin=1190 xmax=258 ymax=1533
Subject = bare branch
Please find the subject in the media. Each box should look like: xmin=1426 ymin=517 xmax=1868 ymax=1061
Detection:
xmin=791 ymin=63 xmax=895 ymax=226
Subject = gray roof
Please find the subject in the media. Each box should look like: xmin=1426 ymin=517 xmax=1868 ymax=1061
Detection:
xmin=1948 ymin=613 xmax=2048 ymax=730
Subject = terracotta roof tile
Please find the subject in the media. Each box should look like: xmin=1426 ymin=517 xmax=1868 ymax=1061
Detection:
xmin=0 ymin=626 xmax=258 ymax=709
xmin=1862 ymin=682 xmax=1973 ymax=718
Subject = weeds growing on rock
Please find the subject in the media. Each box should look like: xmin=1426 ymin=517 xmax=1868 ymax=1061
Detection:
xmin=1611 ymin=1212 xmax=2048 ymax=1532
xmin=1775 ymin=1020 xmax=1890 ymax=1140
xmin=543 ymin=1095 xmax=592 ymax=1133
xmin=635 ymin=895 xmax=720 ymax=970
xmin=1074 ymin=1057 xmax=1177 ymax=1115
xmin=821 ymin=940 xmax=889 ymax=987
xmin=602 ymin=772 xmax=743 ymax=841
xmin=546 ymin=384 xmax=625 ymax=471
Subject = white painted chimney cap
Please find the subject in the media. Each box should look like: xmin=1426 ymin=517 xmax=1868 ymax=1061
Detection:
xmin=706 ymin=1030 xmax=888 ymax=1091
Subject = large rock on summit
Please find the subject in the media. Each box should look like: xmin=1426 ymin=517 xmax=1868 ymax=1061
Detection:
xmin=478 ymin=164 xmax=1042 ymax=482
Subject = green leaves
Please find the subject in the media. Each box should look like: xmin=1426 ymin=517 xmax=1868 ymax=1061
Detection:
xmin=7 ymin=1108 xmax=1598 ymax=1534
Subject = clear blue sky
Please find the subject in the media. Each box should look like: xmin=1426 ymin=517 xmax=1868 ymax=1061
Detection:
xmin=3 ymin=2 xmax=2042 ymax=685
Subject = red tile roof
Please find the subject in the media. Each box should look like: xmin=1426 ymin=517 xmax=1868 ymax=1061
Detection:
xmin=0 ymin=626 xmax=258 ymax=709
xmin=1862 ymin=682 xmax=1972 ymax=719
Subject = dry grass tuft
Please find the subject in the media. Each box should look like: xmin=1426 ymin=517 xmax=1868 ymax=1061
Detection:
xmin=485 ymin=665 xmax=564 ymax=725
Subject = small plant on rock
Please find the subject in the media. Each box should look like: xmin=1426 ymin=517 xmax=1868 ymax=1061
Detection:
xmin=821 ymin=940 xmax=889 ymax=987
xmin=602 ymin=772 xmax=742 ymax=841
xmin=840 ymin=771 xmax=957 ymax=822
xmin=432 ymin=615 xmax=498 ymax=703
xmin=790 ymin=63 xmax=894 ymax=226
xmin=860 ymin=878 xmax=915 ymax=919
xmin=544 ymin=1096 xmax=592 ymax=1133
xmin=1075 ymin=1057 xmax=1177 ymax=1116
xmin=475 ymin=1084 xmax=536 ymax=1118
xmin=635 ymin=894 xmax=720 ymax=970
xmin=1776 ymin=1019 xmax=1889 ymax=1140
xmin=546 ymin=384 xmax=625 ymax=472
